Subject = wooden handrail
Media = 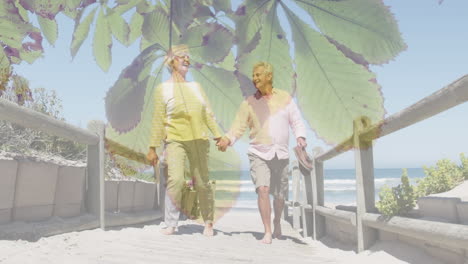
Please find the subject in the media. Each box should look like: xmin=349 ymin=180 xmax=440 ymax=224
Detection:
xmin=0 ymin=98 xmax=99 ymax=145
xmin=315 ymin=74 xmax=468 ymax=162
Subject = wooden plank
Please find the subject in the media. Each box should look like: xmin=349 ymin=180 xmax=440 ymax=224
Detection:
xmin=0 ymin=98 xmax=98 ymax=145
xmin=353 ymin=117 xmax=378 ymax=252
xmin=315 ymin=137 xmax=353 ymax=162
xmin=85 ymin=121 xmax=105 ymax=229
xmin=315 ymin=206 xmax=356 ymax=226
xmin=362 ymin=212 xmax=468 ymax=250
xmin=311 ymin=160 xmax=325 ymax=240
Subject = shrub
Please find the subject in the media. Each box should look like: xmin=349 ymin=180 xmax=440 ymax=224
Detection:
xmin=377 ymin=169 xmax=416 ymax=217
xmin=377 ymin=154 xmax=467 ymax=217
xmin=416 ymin=158 xmax=464 ymax=197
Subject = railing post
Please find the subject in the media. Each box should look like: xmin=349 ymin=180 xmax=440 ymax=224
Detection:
xmin=353 ymin=117 xmax=378 ymax=252
xmin=312 ymin=159 xmax=325 ymax=239
xmin=86 ymin=121 xmax=106 ymax=229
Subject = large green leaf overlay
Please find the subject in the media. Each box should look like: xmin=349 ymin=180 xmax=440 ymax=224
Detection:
xmin=3 ymin=0 xmax=406 ymax=154
xmin=283 ymin=5 xmax=384 ymax=143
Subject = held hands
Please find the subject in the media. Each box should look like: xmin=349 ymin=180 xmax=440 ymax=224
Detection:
xmin=297 ymin=137 xmax=307 ymax=149
xmin=146 ymin=148 xmax=159 ymax=166
xmin=215 ymin=136 xmax=231 ymax=152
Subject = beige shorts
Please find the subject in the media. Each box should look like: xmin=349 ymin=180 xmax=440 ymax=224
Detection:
xmin=248 ymin=153 xmax=289 ymax=199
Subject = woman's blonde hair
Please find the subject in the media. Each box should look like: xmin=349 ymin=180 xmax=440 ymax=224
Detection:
xmin=165 ymin=44 xmax=189 ymax=72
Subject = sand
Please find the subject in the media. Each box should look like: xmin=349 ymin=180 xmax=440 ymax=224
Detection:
xmin=0 ymin=209 xmax=447 ymax=264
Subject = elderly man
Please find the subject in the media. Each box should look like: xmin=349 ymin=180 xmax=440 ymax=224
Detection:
xmin=217 ymin=62 xmax=307 ymax=244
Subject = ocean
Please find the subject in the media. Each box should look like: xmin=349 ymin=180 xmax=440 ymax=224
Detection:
xmin=211 ymin=168 xmax=426 ymax=209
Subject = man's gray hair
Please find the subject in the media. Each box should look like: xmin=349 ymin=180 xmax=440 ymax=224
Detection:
xmin=253 ymin=61 xmax=273 ymax=83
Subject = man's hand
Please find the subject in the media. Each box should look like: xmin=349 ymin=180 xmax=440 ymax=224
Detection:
xmin=146 ymin=148 xmax=159 ymax=166
xmin=297 ymin=137 xmax=307 ymax=149
xmin=216 ymin=136 xmax=231 ymax=152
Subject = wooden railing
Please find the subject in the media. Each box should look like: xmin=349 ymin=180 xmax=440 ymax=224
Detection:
xmin=0 ymin=98 xmax=106 ymax=228
xmin=290 ymin=74 xmax=468 ymax=252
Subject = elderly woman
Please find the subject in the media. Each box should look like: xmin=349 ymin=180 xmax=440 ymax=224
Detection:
xmin=146 ymin=45 xmax=222 ymax=236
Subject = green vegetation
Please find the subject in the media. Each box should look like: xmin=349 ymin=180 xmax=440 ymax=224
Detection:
xmin=377 ymin=154 xmax=468 ymax=217
xmin=0 ymin=70 xmax=86 ymax=160
xmin=377 ymin=169 xmax=416 ymax=217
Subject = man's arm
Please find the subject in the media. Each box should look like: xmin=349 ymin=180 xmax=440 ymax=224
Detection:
xmin=288 ymin=99 xmax=307 ymax=148
xmin=217 ymin=100 xmax=250 ymax=151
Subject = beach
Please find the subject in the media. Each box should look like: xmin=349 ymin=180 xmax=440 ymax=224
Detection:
xmin=0 ymin=209 xmax=446 ymax=264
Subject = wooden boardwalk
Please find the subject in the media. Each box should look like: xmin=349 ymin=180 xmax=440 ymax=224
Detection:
xmin=0 ymin=210 xmax=341 ymax=264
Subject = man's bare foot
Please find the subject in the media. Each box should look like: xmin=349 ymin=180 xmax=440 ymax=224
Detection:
xmin=160 ymin=227 xmax=176 ymax=235
xmin=203 ymin=223 xmax=214 ymax=236
xmin=261 ymin=233 xmax=272 ymax=244
xmin=272 ymin=222 xmax=282 ymax=239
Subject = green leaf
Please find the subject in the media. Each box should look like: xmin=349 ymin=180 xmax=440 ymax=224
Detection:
xmin=71 ymin=7 xmax=98 ymax=58
xmin=108 ymin=12 xmax=130 ymax=46
xmin=285 ymin=7 xmax=384 ymax=144
xmin=128 ymin=11 xmax=143 ymax=45
xmin=105 ymin=72 xmax=162 ymax=156
xmin=236 ymin=3 xmax=294 ymax=95
xmin=0 ymin=19 xmax=36 ymax=49
xmin=112 ymin=0 xmax=141 ymax=15
xmin=19 ymin=49 xmax=42 ymax=64
xmin=62 ymin=0 xmax=82 ymax=19
xmin=14 ymin=0 xmax=29 ymax=22
xmin=295 ymin=0 xmax=406 ymax=64
xmin=105 ymin=43 xmax=165 ymax=132
xmin=178 ymin=23 xmax=233 ymax=63
xmin=37 ymin=16 xmax=58 ymax=46
xmin=142 ymin=6 xmax=171 ymax=49
xmin=93 ymin=7 xmax=112 ymax=72
xmin=170 ymin=0 xmax=196 ymax=35
xmin=0 ymin=48 xmax=10 ymax=69
xmin=191 ymin=63 xmax=244 ymax=131
xmin=212 ymin=0 xmax=232 ymax=14
xmin=233 ymin=0 xmax=274 ymax=54
xmin=18 ymin=0 xmax=63 ymax=19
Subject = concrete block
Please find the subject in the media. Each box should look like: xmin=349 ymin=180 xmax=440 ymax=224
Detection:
xmin=105 ymin=181 xmax=119 ymax=212
xmin=118 ymin=181 xmax=135 ymax=212
xmin=53 ymin=166 xmax=86 ymax=218
xmin=133 ymin=181 xmax=146 ymax=212
xmin=143 ymin=183 xmax=156 ymax=210
xmin=14 ymin=205 xmax=54 ymax=222
xmin=399 ymin=233 xmax=465 ymax=264
xmin=456 ymin=202 xmax=468 ymax=224
xmin=417 ymin=197 xmax=461 ymax=223
xmin=0 ymin=159 xmax=18 ymax=224
xmin=13 ymin=161 xmax=59 ymax=221
xmin=325 ymin=217 xmax=356 ymax=245
xmin=424 ymin=243 xmax=465 ymax=264
xmin=0 ymin=209 xmax=12 ymax=225
xmin=133 ymin=181 xmax=156 ymax=212
xmin=379 ymin=230 xmax=398 ymax=241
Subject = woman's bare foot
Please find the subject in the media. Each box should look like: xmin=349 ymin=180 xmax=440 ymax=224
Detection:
xmin=203 ymin=223 xmax=214 ymax=236
xmin=160 ymin=227 xmax=176 ymax=235
xmin=261 ymin=232 xmax=272 ymax=244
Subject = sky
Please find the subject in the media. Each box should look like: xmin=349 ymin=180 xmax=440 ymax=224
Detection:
xmin=12 ymin=0 xmax=468 ymax=170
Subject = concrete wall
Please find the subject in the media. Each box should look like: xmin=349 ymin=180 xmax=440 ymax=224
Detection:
xmin=324 ymin=217 xmax=357 ymax=245
xmin=13 ymin=160 xmax=59 ymax=222
xmin=0 ymin=159 xmax=18 ymax=224
xmin=0 ymin=158 xmax=157 ymax=226
xmin=380 ymin=230 xmax=467 ymax=264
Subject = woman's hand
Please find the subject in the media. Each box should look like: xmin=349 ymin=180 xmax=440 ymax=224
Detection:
xmin=146 ymin=148 xmax=159 ymax=166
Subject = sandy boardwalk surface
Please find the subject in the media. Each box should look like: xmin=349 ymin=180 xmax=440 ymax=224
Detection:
xmin=0 ymin=209 xmax=445 ymax=264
